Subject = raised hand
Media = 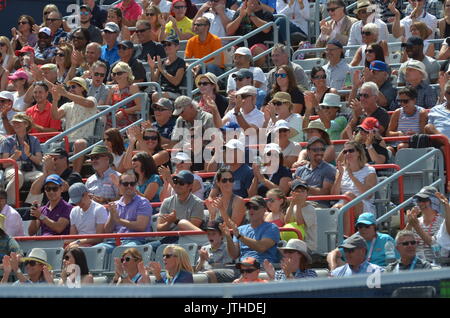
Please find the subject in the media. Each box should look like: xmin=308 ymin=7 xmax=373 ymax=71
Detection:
xmin=263 ymin=259 xmax=275 ymax=280
xmin=147 ymin=261 xmax=162 ymax=275
xmin=114 ymin=257 xmax=124 ymax=276
xmin=42 ymin=266 xmax=54 ymax=283
xmin=219 ymin=222 xmax=231 ymax=237
xmin=350 ymin=98 xmax=363 ymax=117
xmin=137 ymin=261 xmax=147 ymax=276
xmin=23 ymin=141 xmax=31 ymax=158
xmin=147 ymin=54 xmax=156 ymax=69
xmin=11 ymin=146 xmax=22 ymax=161
xmin=304 ymin=91 xmax=318 ymax=112
xmin=2 ymin=255 xmax=12 ymax=275
xmin=199 ymin=248 xmax=210 ymax=262
xmin=435 ymin=192 xmax=449 ymax=206
xmin=352 ymin=69 xmax=363 ymax=88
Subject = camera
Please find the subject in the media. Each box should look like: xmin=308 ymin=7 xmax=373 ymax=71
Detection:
xmin=21 ymin=161 xmax=33 ymax=172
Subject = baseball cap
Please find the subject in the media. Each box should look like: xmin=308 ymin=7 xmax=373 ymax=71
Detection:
xmin=15 ymin=46 xmax=35 ymax=57
xmin=220 ymin=121 xmax=240 ymax=131
xmin=232 ymin=68 xmax=253 ymax=80
xmin=327 ymin=39 xmax=343 ymax=49
xmin=67 ymin=77 xmax=88 ymax=92
xmin=271 ymin=92 xmax=292 ymax=103
xmin=225 ymin=139 xmax=245 ymax=151
xmin=68 ymin=183 xmax=88 ymax=205
xmin=38 ymin=27 xmax=52 ymax=37
xmin=44 ymin=174 xmax=63 ymax=186
xmin=235 ymin=85 xmax=257 ymax=96
xmin=88 ymin=145 xmax=110 ymax=157
xmin=162 ymin=35 xmax=180 ymax=45
xmin=402 ymin=36 xmax=424 ymax=47
xmin=152 ymin=98 xmax=173 ymax=111
xmin=80 ymin=4 xmax=92 ymax=12
xmin=245 ymin=195 xmax=267 ymax=210
xmin=118 ymin=40 xmax=134 ymax=49
xmin=369 ymin=60 xmax=389 ymax=72
xmin=8 ymin=70 xmax=29 ymax=81
xmin=173 ymin=170 xmax=194 ymax=184
xmin=264 ymin=143 xmax=281 ymax=155
xmin=236 ymin=257 xmax=260 ymax=269
xmin=47 ymin=146 xmax=69 ymax=158
xmin=291 ymin=179 xmax=308 ymax=191
xmin=0 ymin=91 xmax=14 ymax=102
xmin=356 ymin=212 xmax=376 ymax=226
xmin=104 ymin=22 xmax=120 ymax=33
xmin=339 ymin=234 xmax=368 ymax=250
xmin=234 ymin=47 xmax=252 ymax=57
xmin=358 ymin=117 xmax=380 ymax=132
xmin=173 ymin=96 xmax=193 ymax=116
xmin=272 ymin=119 xmax=290 ymax=132
xmin=172 ymin=152 xmax=191 ymax=163
xmin=414 ymin=186 xmax=438 ymax=200
xmin=205 ymin=220 xmax=221 ymax=232
xmin=401 ymin=59 xmax=427 ymax=80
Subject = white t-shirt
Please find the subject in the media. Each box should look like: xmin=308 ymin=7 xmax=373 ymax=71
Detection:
xmin=69 ymin=200 xmax=108 ymax=235
xmin=12 ymin=92 xmax=27 ymax=113
xmin=292 ymin=204 xmax=317 ymax=251
xmin=400 ymin=13 xmax=437 ymax=40
xmin=267 ymin=114 xmax=304 ymax=142
xmin=347 ymin=19 xmax=389 ymax=47
xmin=223 ymin=107 xmax=264 ymax=146
xmin=340 ymin=165 xmax=377 ymax=214
xmin=112 ymin=152 xmax=124 ymax=170
xmin=203 ymin=9 xmax=235 ymax=39
xmin=226 ymin=67 xmax=267 ymax=93
xmin=60 ymin=96 xmax=97 ymax=142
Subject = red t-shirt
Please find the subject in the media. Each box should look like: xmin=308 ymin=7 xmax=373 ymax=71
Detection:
xmin=25 ymin=101 xmax=62 ymax=142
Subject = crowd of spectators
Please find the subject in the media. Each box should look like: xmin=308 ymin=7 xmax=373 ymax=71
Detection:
xmin=0 ymin=0 xmax=449 ymax=287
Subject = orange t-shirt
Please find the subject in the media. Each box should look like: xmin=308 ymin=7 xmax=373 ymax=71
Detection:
xmin=185 ymin=32 xmax=224 ymax=69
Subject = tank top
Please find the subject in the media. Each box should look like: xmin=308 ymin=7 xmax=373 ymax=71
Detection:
xmin=397 ymin=105 xmax=423 ymax=135
xmin=319 ymin=87 xmax=331 ymax=103
xmin=107 ymin=85 xmax=137 ymax=129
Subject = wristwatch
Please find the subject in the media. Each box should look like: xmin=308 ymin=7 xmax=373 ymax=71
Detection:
xmin=174 ymin=218 xmax=180 ymax=225
xmin=39 ymin=214 xmax=45 ymax=221
xmin=234 ymin=111 xmax=242 ymax=117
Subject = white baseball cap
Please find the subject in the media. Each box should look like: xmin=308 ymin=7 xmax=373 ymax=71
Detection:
xmin=0 ymin=91 xmax=14 ymax=102
xmin=225 ymin=139 xmax=245 ymax=151
xmin=264 ymin=143 xmax=281 ymax=154
xmin=234 ymin=47 xmax=252 ymax=57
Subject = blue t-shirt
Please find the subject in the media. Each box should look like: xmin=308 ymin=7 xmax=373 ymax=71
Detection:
xmin=428 ymin=103 xmax=450 ymax=139
xmin=261 ymin=0 xmax=277 ymax=11
xmin=340 ymin=232 xmax=397 ymax=267
xmin=0 ymin=134 xmax=42 ymax=168
xmin=137 ymin=174 xmax=163 ymax=202
xmin=101 ymin=43 xmax=120 ymax=66
xmin=232 ymin=164 xmax=254 ymax=198
xmin=234 ymin=222 xmax=280 ymax=264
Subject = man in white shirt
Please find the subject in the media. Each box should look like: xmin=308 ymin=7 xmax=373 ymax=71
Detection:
xmin=222 ymin=85 xmax=264 ymax=146
xmin=66 ymin=183 xmax=108 ymax=248
xmin=0 ymin=190 xmax=24 ymax=237
xmin=194 ymin=0 xmax=235 ymax=39
xmin=226 ymin=47 xmax=267 ymax=93
xmin=347 ymin=0 xmax=389 ymax=47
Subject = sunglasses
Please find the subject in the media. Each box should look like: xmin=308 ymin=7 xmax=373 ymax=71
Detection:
xmin=18 ymin=21 xmax=29 ymax=25
xmin=91 ymin=154 xmax=109 ymax=160
xmin=163 ymin=42 xmax=175 ymax=47
xmin=146 ymin=12 xmax=156 ymax=16
xmin=80 ymin=12 xmax=90 ymax=16
xmin=343 ymin=248 xmax=357 ymax=254
xmin=172 ymin=177 xmax=187 ymax=186
xmin=135 ymin=28 xmax=150 ymax=33
xmin=63 ymin=255 xmax=71 ymax=261
xmin=24 ymin=260 xmax=38 ymax=266
xmin=112 ymin=71 xmax=125 ymax=77
xmin=198 ymin=81 xmax=211 ymax=86
xmin=38 ymin=34 xmax=51 ymax=39
xmin=46 ymin=18 xmax=61 ymax=22
xmin=312 ymin=75 xmax=326 ymax=80
xmin=397 ymin=98 xmax=410 ymax=104
xmin=357 ymin=223 xmax=371 ymax=229
xmin=72 ymin=36 xmax=85 ymax=40
xmin=44 ymin=186 xmax=60 ymax=192
xmin=343 ymin=148 xmax=356 ymax=154
xmin=143 ymin=135 xmax=158 ymax=141
xmin=275 ymin=73 xmax=288 ymax=78
xmin=240 ymin=268 xmax=257 ymax=274
xmin=358 ymin=93 xmax=371 ymax=99
xmin=309 ymin=147 xmax=326 ymax=153
xmin=234 ymin=77 xmax=250 ymax=82
xmin=267 ymin=197 xmax=281 ymax=203
xmin=0 ymin=43 xmax=6 ymax=47
xmin=94 ymin=72 xmax=106 ymax=77
xmin=44 ymin=11 xmax=52 ymax=15
xmin=272 ymin=101 xmax=287 ymax=106
xmin=239 ymin=94 xmax=252 ymax=99
xmin=163 ymin=254 xmax=175 ymax=258
xmin=220 ymin=177 xmax=234 ymax=183
xmin=247 ymin=204 xmax=260 ymax=211
xmin=361 ymin=31 xmax=372 ymax=36
xmin=399 ymin=240 xmax=417 ymax=246
xmin=120 ymin=181 xmax=137 ymax=187
xmin=56 ymin=53 xmax=65 ymax=57
xmin=174 ymin=5 xmax=187 ymax=9
xmin=416 ymin=197 xmax=430 ymax=202
xmin=193 ymin=23 xmax=207 ymax=27
xmin=121 ymin=256 xmax=135 ymax=263
xmin=153 ymin=107 xmax=169 ymax=112
xmin=69 ymin=85 xmax=80 ymax=90
xmin=327 ymin=7 xmax=340 ymax=12
xmin=365 ymin=49 xmax=374 ymax=53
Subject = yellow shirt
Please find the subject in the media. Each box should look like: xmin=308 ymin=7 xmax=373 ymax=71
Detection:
xmin=165 ymin=16 xmax=194 ymax=37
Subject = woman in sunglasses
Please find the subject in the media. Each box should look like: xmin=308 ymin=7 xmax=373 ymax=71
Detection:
xmin=405 ymin=187 xmax=443 ymax=262
xmin=54 ymin=44 xmax=72 ymax=84
xmin=350 ymin=23 xmax=388 ymax=67
xmin=149 ymin=245 xmax=194 ymax=284
xmin=264 ymin=65 xmax=305 ymax=115
xmin=195 ymin=72 xmax=228 ymax=117
xmin=103 ymin=128 xmax=126 ymax=172
xmin=205 ymin=167 xmax=246 ymax=228
xmin=105 ymin=61 xmax=141 ymax=130
xmin=113 ymin=248 xmax=148 ymax=285
xmin=140 ymin=5 xmax=163 ymax=42
xmin=59 ymin=247 xmax=93 ymax=285
xmin=11 ymin=15 xmax=38 ymax=51
xmin=331 ymin=141 xmax=377 ymax=235
xmin=309 ymin=66 xmax=338 ymax=106
xmin=125 ymin=126 xmax=170 ymax=167
xmin=264 ymin=188 xmax=288 ymax=227
xmin=130 ymin=151 xmax=163 ymax=203
xmin=386 ymin=86 xmax=428 ymax=154
xmin=0 ymin=37 xmax=17 ymax=74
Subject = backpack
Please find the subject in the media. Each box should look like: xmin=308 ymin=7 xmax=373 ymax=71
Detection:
xmin=409 ymin=134 xmax=432 ymax=148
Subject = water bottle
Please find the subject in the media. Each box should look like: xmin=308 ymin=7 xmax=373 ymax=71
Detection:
xmin=344 ymin=71 xmax=352 ymax=88
xmin=431 ymin=239 xmax=441 ymax=265
xmin=384 ymin=241 xmax=396 ymax=264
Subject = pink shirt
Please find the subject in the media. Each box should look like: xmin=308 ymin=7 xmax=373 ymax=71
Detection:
xmin=115 ymin=1 xmax=143 ymax=21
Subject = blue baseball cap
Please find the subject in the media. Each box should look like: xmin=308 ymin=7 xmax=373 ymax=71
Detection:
xmin=356 ymin=212 xmax=376 ymax=226
xmin=369 ymin=60 xmax=388 ymax=72
xmin=174 ymin=170 xmax=194 ymax=184
xmin=220 ymin=121 xmax=240 ymax=131
xmin=44 ymin=174 xmax=63 ymax=186
xmin=68 ymin=183 xmax=88 ymax=205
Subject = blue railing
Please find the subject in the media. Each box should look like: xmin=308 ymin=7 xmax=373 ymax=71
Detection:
xmin=336 ymin=148 xmax=445 ymax=243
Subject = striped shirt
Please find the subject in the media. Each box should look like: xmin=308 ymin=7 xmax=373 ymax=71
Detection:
xmin=274 ymin=269 xmax=318 ymax=280
xmin=413 ymin=215 xmax=443 ymax=261
xmin=397 ymin=105 xmax=423 ymax=135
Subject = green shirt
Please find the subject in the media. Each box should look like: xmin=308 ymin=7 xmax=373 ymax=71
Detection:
xmin=326 ymin=116 xmax=347 ymax=140
xmin=0 ymin=235 xmax=22 ymax=262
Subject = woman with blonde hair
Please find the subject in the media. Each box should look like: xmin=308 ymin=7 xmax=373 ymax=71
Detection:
xmin=410 ymin=21 xmax=435 ymax=58
xmin=0 ymin=37 xmax=17 ymax=73
xmin=143 ymin=5 xmax=164 ymax=42
xmin=265 ymin=188 xmax=289 ymax=227
xmin=148 ymin=245 xmax=194 ymax=284
xmin=331 ymin=141 xmax=377 ymax=235
xmin=54 ymin=44 xmax=72 ymax=83
xmin=105 ymin=61 xmax=141 ymax=129
xmin=112 ymin=248 xmax=148 ymax=285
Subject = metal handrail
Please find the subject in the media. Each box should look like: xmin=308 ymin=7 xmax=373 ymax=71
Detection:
xmin=336 ymin=148 xmax=445 ymax=244
xmin=43 ymin=92 xmax=149 ymax=153
xmin=0 ymin=159 xmax=20 ymax=209
xmin=186 ymin=16 xmax=288 ymax=97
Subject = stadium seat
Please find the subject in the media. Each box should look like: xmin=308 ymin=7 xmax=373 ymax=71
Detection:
xmin=154 ymin=243 xmax=198 ymax=266
xmin=19 ymin=240 xmax=64 ymax=256
xmin=291 ymin=58 xmax=325 ymax=71
xmin=79 ymin=247 xmax=108 ymax=274
xmin=315 ymin=208 xmax=339 ymax=255
xmin=27 ymin=247 xmax=64 ymax=272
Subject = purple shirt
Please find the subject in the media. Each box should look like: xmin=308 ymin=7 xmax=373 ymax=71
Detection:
xmin=40 ymin=199 xmax=72 ymax=236
xmin=114 ymin=195 xmax=153 ymax=240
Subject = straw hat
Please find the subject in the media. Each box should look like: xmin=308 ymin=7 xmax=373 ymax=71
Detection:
xmin=21 ymin=248 xmax=52 ymax=270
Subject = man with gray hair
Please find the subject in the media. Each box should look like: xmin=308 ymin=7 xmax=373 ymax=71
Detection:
xmin=342 ymin=81 xmax=390 ymax=138
xmin=170 ymin=96 xmax=217 ymax=147
xmin=385 ymin=230 xmax=432 ymax=272
xmin=267 ymin=43 xmax=309 ymax=90
xmin=135 ymin=20 xmax=166 ymax=61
